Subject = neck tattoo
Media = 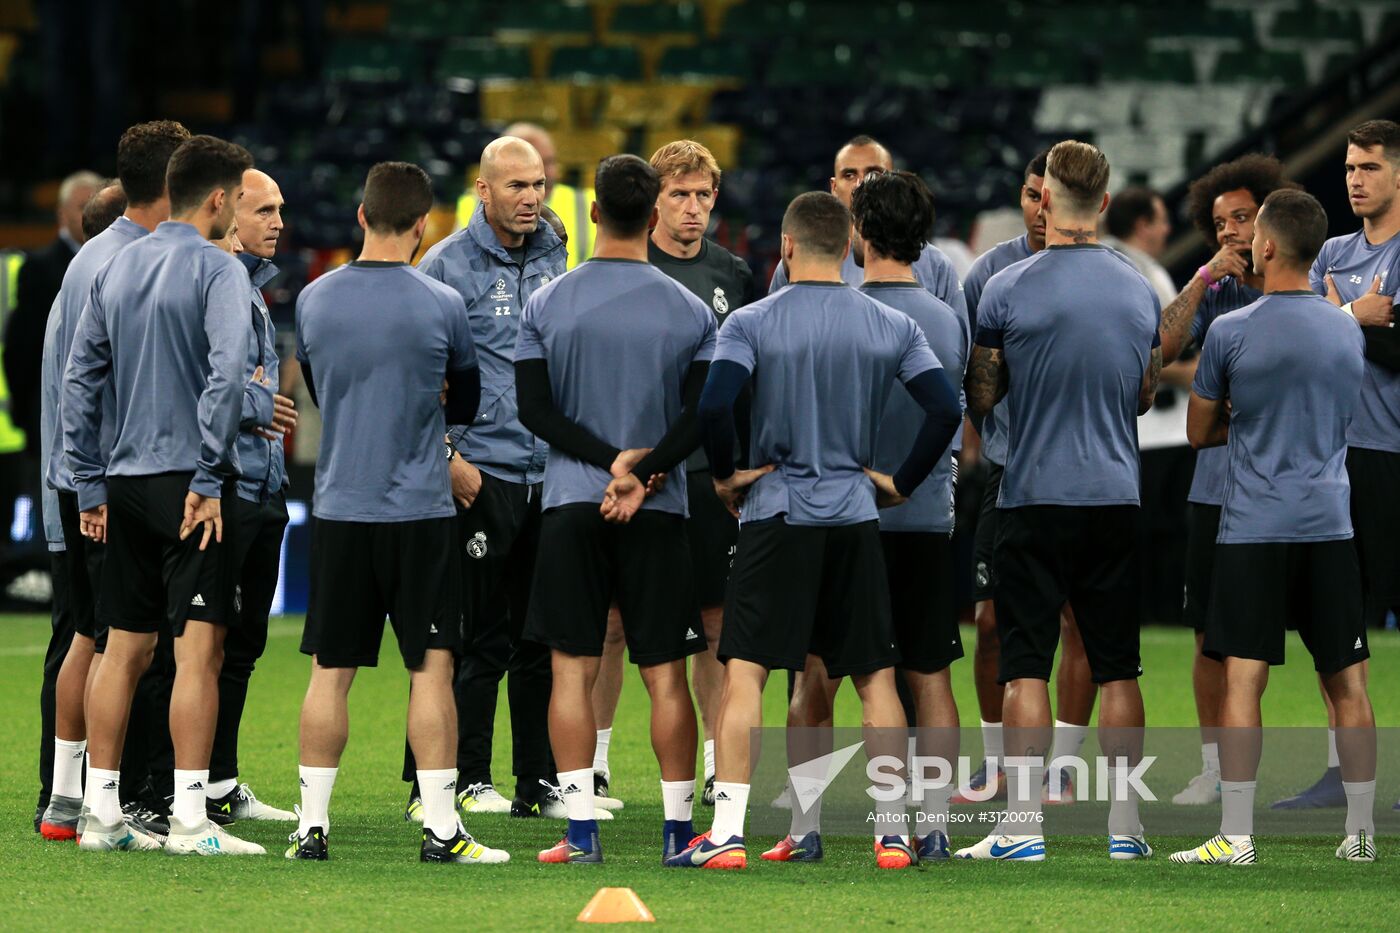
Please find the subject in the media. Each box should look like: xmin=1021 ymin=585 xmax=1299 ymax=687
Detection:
xmin=1054 ymin=226 xmax=1095 ymax=244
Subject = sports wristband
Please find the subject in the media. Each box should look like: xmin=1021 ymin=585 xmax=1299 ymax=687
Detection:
xmin=1197 ymin=264 xmax=1222 ymax=292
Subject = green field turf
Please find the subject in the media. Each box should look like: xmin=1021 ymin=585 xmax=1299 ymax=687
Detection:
xmin=1 ymin=615 xmax=1397 ymax=929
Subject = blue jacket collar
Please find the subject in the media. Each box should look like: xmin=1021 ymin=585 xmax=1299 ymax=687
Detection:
xmin=237 ymin=251 xmax=279 ymax=288
xmin=465 ymin=201 xmax=564 ymax=266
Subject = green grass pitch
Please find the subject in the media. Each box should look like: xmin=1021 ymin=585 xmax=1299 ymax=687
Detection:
xmin=0 ymin=615 xmax=1397 ymax=929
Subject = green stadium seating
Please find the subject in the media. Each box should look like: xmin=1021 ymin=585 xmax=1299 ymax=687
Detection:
xmin=1146 ymin=7 xmax=1256 ymax=42
xmin=1270 ymin=5 xmax=1362 ymax=44
xmin=608 ymin=2 xmax=703 ymax=36
xmin=880 ymin=46 xmax=976 ymax=88
xmin=657 ymin=42 xmax=752 ymax=81
xmin=388 ymin=0 xmax=489 ymax=40
xmin=324 ymin=38 xmax=421 ymax=82
xmin=1102 ymin=48 xmax=1197 ymax=83
xmin=437 ymin=42 xmax=531 ymax=81
xmin=1211 ymin=48 xmax=1307 ymax=84
xmin=765 ymin=44 xmax=866 ymax=86
xmin=549 ymin=44 xmax=642 ymax=81
xmin=497 ymin=2 xmax=594 ymax=38
xmin=988 ymin=48 xmax=1087 ymax=87
xmin=720 ymin=1 xmax=808 ymax=39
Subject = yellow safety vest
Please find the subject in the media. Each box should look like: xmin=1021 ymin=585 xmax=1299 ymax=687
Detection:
xmin=455 ymin=183 xmax=594 ymax=269
xmin=0 ymin=252 xmax=29 ymax=453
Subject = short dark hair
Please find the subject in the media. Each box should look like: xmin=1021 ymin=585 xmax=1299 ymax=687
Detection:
xmin=82 ymin=182 xmax=127 ymax=239
xmin=850 ymin=170 xmax=934 ymax=265
xmin=166 ymin=136 xmax=254 ymax=217
xmin=1347 ymin=119 xmax=1400 ymax=166
xmin=1025 ymin=148 xmax=1049 ymax=180
xmin=362 ymin=161 xmax=433 ymax=234
xmin=1186 ymin=154 xmax=1298 ymax=243
xmin=782 ymin=191 xmax=851 ymax=259
xmin=116 ymin=120 xmax=190 ymax=206
xmin=1257 ymin=189 xmax=1328 ymax=267
xmin=1105 ymin=186 xmax=1162 ymax=239
xmin=844 ymin=134 xmax=884 ymax=152
xmin=594 ymin=154 xmax=659 ymax=237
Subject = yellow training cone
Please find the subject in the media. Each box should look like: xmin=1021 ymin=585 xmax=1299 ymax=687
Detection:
xmin=577 ymin=887 xmax=656 ymax=923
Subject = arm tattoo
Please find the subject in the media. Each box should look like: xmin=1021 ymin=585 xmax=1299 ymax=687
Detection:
xmin=1053 ymin=226 xmax=1096 ymax=244
xmin=1139 ymin=345 xmax=1163 ymax=415
xmin=966 ymin=345 xmax=1008 ymax=416
xmin=1159 ymin=277 xmax=1207 ymax=363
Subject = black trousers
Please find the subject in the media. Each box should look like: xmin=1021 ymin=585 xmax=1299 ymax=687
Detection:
xmin=211 ymin=491 xmax=289 ymax=783
xmin=402 ymin=474 xmax=552 ymax=792
xmin=36 ymin=552 xmax=75 ymax=821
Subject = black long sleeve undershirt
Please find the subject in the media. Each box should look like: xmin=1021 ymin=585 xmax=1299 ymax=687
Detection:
xmin=514 ymin=358 xmax=621 ymax=470
xmin=443 ymin=364 xmax=481 ymax=427
xmin=892 ymin=368 xmax=962 ymax=497
xmin=698 ymin=360 xmax=749 ymax=480
xmin=630 ymin=361 xmax=710 ymax=482
xmin=1362 ymin=326 xmax=1400 ymax=372
xmin=300 ymin=359 xmax=318 ymax=407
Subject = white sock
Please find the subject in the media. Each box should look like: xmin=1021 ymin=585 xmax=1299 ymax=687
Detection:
xmin=1047 ymin=720 xmax=1087 ymax=792
xmin=919 ymin=783 xmax=953 ymax=838
xmin=593 ymin=729 xmax=612 ymax=778
xmin=1005 ymin=756 xmax=1043 ymax=835
xmin=558 ymin=768 xmax=596 ymax=822
xmin=417 ymin=768 xmax=459 ymax=838
xmin=1343 ymin=780 xmax=1376 ymax=836
xmin=85 ymin=767 xmax=122 ymax=825
xmin=206 ymin=777 xmax=238 ymax=800
xmin=52 ymin=738 xmax=86 ymax=799
xmin=1220 ymin=779 xmax=1256 ymax=840
xmin=710 ymin=781 xmax=749 ymax=844
xmin=703 ymin=739 xmax=716 ymax=782
xmin=1201 ymin=741 xmax=1220 ymax=774
xmin=298 ymin=765 xmax=338 ymax=834
xmin=788 ymin=774 xmax=823 ymax=838
xmin=173 ymin=769 xmax=209 ymax=827
xmin=661 ymin=779 xmax=695 ymax=822
xmin=981 ymin=720 xmax=1004 ymax=772
xmin=1327 ymin=728 xmax=1340 ymax=769
xmin=872 ymin=793 xmax=906 ymax=844
xmin=1107 ymin=766 xmax=1142 ymax=836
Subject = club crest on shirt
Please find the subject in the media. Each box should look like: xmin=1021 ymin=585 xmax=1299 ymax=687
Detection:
xmin=467 ymin=531 xmax=488 ymax=559
xmin=712 ymin=287 xmax=729 ymax=315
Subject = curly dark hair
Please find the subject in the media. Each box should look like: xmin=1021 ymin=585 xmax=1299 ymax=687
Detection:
xmin=116 ymin=120 xmax=190 ymax=206
xmin=1186 ymin=154 xmax=1298 ymax=244
xmin=850 ymin=170 xmax=935 ymax=265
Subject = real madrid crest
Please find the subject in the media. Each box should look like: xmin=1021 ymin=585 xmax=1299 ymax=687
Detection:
xmin=712 ymin=286 xmax=729 ymax=315
xmin=467 ymin=531 xmax=488 ymax=559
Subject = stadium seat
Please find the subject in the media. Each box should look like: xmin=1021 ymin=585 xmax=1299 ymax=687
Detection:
xmin=988 ymin=48 xmax=1088 ymax=87
xmin=324 ymin=38 xmax=421 ymax=82
xmin=388 ymin=0 xmax=490 ymax=40
xmin=657 ymin=42 xmax=752 ymax=81
xmin=1146 ymin=6 xmax=1257 ymax=43
xmin=642 ymin=124 xmax=741 ymax=169
xmin=1211 ymin=49 xmax=1307 ymax=84
xmin=600 ymin=82 xmax=715 ymax=129
xmin=1269 ymin=4 xmax=1362 ymax=44
xmin=552 ymin=126 xmax=628 ymax=176
xmin=1101 ymin=48 xmax=1197 ymax=84
xmin=549 ymin=45 xmax=643 ymax=81
xmin=719 ymin=1 xmax=808 ymax=39
xmin=497 ymin=2 xmax=596 ymax=40
xmin=765 ymin=44 xmax=867 ymax=87
xmin=325 ymin=2 xmax=392 ymax=34
xmin=479 ymin=81 xmax=576 ymax=128
xmin=436 ymin=42 xmax=531 ymax=82
xmin=879 ymin=47 xmax=976 ymax=88
xmin=605 ymin=1 xmax=703 ymax=38
xmin=1035 ymin=85 xmax=1135 ymax=132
